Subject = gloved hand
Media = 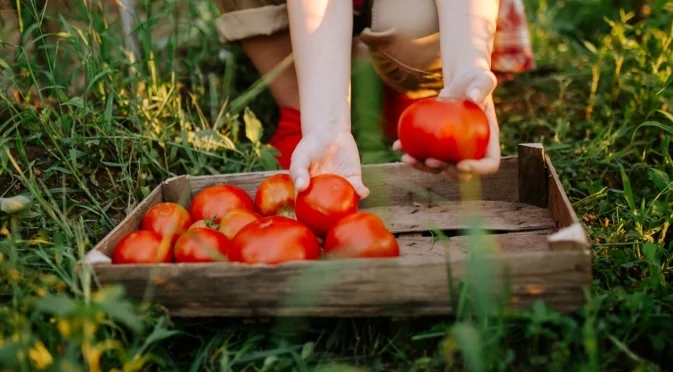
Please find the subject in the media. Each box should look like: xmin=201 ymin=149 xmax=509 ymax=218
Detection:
xmin=290 ymin=131 xmax=370 ymax=198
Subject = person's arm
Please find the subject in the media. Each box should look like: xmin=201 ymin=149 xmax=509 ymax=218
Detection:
xmin=287 ymin=0 xmax=369 ymax=198
xmin=434 ymin=0 xmax=499 ymax=104
xmin=287 ymin=0 xmax=353 ymax=139
xmin=393 ymin=0 xmax=501 ymax=179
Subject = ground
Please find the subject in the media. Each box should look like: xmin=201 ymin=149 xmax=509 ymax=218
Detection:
xmin=1 ymin=0 xmax=672 ymax=371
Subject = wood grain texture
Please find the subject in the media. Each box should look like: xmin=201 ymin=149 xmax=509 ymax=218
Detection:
xmin=187 ymin=158 xmax=520 ymax=208
xmin=365 ymin=200 xmax=556 ymax=233
xmin=545 ymin=155 xmax=580 ymax=229
xmin=518 ymin=143 xmax=548 ymax=208
xmin=87 ymin=185 xmax=164 ymax=259
xmin=161 ymin=175 xmax=191 ymax=208
xmin=89 ymin=248 xmax=591 ymax=318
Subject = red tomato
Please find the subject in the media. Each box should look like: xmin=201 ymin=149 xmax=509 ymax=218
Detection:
xmin=295 ymin=174 xmax=359 ymax=237
xmin=254 ymin=173 xmax=295 ymax=217
xmin=140 ymin=202 xmax=192 ymax=244
xmin=189 ymin=220 xmax=209 ymax=230
xmin=188 ymin=185 xmax=255 ymax=224
xmin=189 ymin=219 xmax=218 ymax=230
xmin=174 ymin=227 xmax=230 ymax=263
xmin=112 ymin=230 xmax=173 ymax=264
xmin=323 ymin=212 xmax=400 ymax=259
xmin=229 ymin=216 xmax=321 ymax=265
xmin=397 ymin=98 xmax=490 ymax=163
xmin=218 ymin=208 xmax=262 ymax=240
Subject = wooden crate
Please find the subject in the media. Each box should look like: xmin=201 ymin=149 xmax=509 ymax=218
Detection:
xmin=81 ymin=144 xmax=592 ymax=318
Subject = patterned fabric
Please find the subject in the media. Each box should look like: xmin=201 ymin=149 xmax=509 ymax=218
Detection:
xmin=492 ymin=0 xmax=535 ymax=73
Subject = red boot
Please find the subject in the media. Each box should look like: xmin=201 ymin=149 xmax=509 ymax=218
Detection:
xmin=268 ymin=107 xmax=302 ymax=169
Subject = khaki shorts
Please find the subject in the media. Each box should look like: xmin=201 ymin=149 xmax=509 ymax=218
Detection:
xmin=215 ymin=0 xmax=534 ymax=99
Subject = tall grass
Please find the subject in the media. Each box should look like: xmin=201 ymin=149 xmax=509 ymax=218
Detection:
xmin=1 ymin=0 xmax=672 ymax=370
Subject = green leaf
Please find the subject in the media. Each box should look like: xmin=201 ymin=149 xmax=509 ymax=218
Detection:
xmin=450 ymin=323 xmax=484 ymax=372
xmin=243 ymin=107 xmax=263 ymax=144
xmin=63 ymin=97 xmax=84 ymax=108
xmin=618 ymin=164 xmax=636 ymax=211
xmin=33 ymin=294 xmax=78 ymax=316
xmin=104 ymin=94 xmax=114 ymax=125
xmin=137 ymin=317 xmax=181 ymax=354
xmin=647 ymin=168 xmax=671 ymax=192
xmin=94 ymin=286 xmax=143 ymax=333
xmin=632 ymin=121 xmax=673 ymax=142
xmin=0 ymin=58 xmax=10 ymax=70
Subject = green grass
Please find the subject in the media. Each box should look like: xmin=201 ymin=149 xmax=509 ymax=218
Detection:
xmin=1 ymin=0 xmax=672 ymax=370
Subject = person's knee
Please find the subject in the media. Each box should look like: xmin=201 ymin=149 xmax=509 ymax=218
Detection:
xmin=359 ymin=0 xmax=443 ymax=98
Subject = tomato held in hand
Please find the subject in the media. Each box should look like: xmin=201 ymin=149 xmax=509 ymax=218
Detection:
xmin=295 ymin=174 xmax=359 ymax=237
xmin=229 ymin=216 xmax=321 ymax=265
xmin=254 ymin=173 xmax=295 ymax=217
xmin=323 ymin=212 xmax=400 ymax=259
xmin=397 ymin=98 xmax=490 ymax=163
xmin=112 ymin=230 xmax=173 ymax=264
xmin=189 ymin=185 xmax=255 ymax=224
xmin=218 ymin=208 xmax=262 ymax=240
xmin=140 ymin=202 xmax=193 ymax=244
xmin=174 ymin=227 xmax=230 ymax=263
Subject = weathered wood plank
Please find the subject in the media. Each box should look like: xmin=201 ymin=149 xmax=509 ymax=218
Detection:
xmin=90 ymin=249 xmax=591 ymax=318
xmin=87 ymin=185 xmax=164 ymax=259
xmin=186 ymin=158 xmax=520 ymax=207
xmin=397 ymin=234 xmax=551 ymax=258
xmin=364 ymin=200 xmax=556 ymax=233
xmin=518 ymin=143 xmax=548 ymax=208
xmin=545 ymin=155 xmax=580 ymax=228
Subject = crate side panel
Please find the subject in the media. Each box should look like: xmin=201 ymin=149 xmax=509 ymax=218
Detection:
xmin=162 ymin=176 xmax=192 ymax=207
xmin=359 ymin=158 xmax=519 ymax=207
xmin=89 ymin=185 xmax=165 ymax=259
xmin=545 ymin=156 xmax=580 ymax=228
xmin=91 ymin=247 xmax=590 ymax=317
xmin=365 ymin=200 xmax=556 ymax=234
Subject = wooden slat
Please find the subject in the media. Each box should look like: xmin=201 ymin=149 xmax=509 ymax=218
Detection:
xmin=161 ymin=175 xmax=191 ymax=207
xmin=360 ymin=158 xmax=519 ymax=207
xmin=186 ymin=159 xmax=520 ymax=207
xmin=545 ymin=155 xmax=580 ymax=228
xmin=89 ymin=248 xmax=591 ymax=318
xmin=87 ymin=185 xmax=164 ymax=259
xmin=364 ymin=200 xmax=556 ymax=233
xmin=397 ymin=234 xmax=551 ymax=259
xmin=518 ymin=143 xmax=548 ymax=208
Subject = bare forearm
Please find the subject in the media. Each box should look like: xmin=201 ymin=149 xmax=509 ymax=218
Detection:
xmin=434 ymin=0 xmax=499 ymax=87
xmin=287 ymin=0 xmax=353 ymax=138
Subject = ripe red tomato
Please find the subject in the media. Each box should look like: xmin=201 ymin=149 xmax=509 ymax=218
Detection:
xmin=218 ymin=208 xmax=262 ymax=240
xmin=254 ymin=173 xmax=295 ymax=217
xmin=323 ymin=212 xmax=400 ymax=259
xmin=188 ymin=185 xmax=255 ymax=224
xmin=295 ymin=174 xmax=359 ymax=237
xmin=229 ymin=216 xmax=321 ymax=265
xmin=112 ymin=230 xmax=173 ymax=264
xmin=140 ymin=202 xmax=192 ymax=244
xmin=189 ymin=220 xmax=209 ymax=230
xmin=173 ymin=227 xmax=230 ymax=263
xmin=397 ymin=98 xmax=490 ymax=163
